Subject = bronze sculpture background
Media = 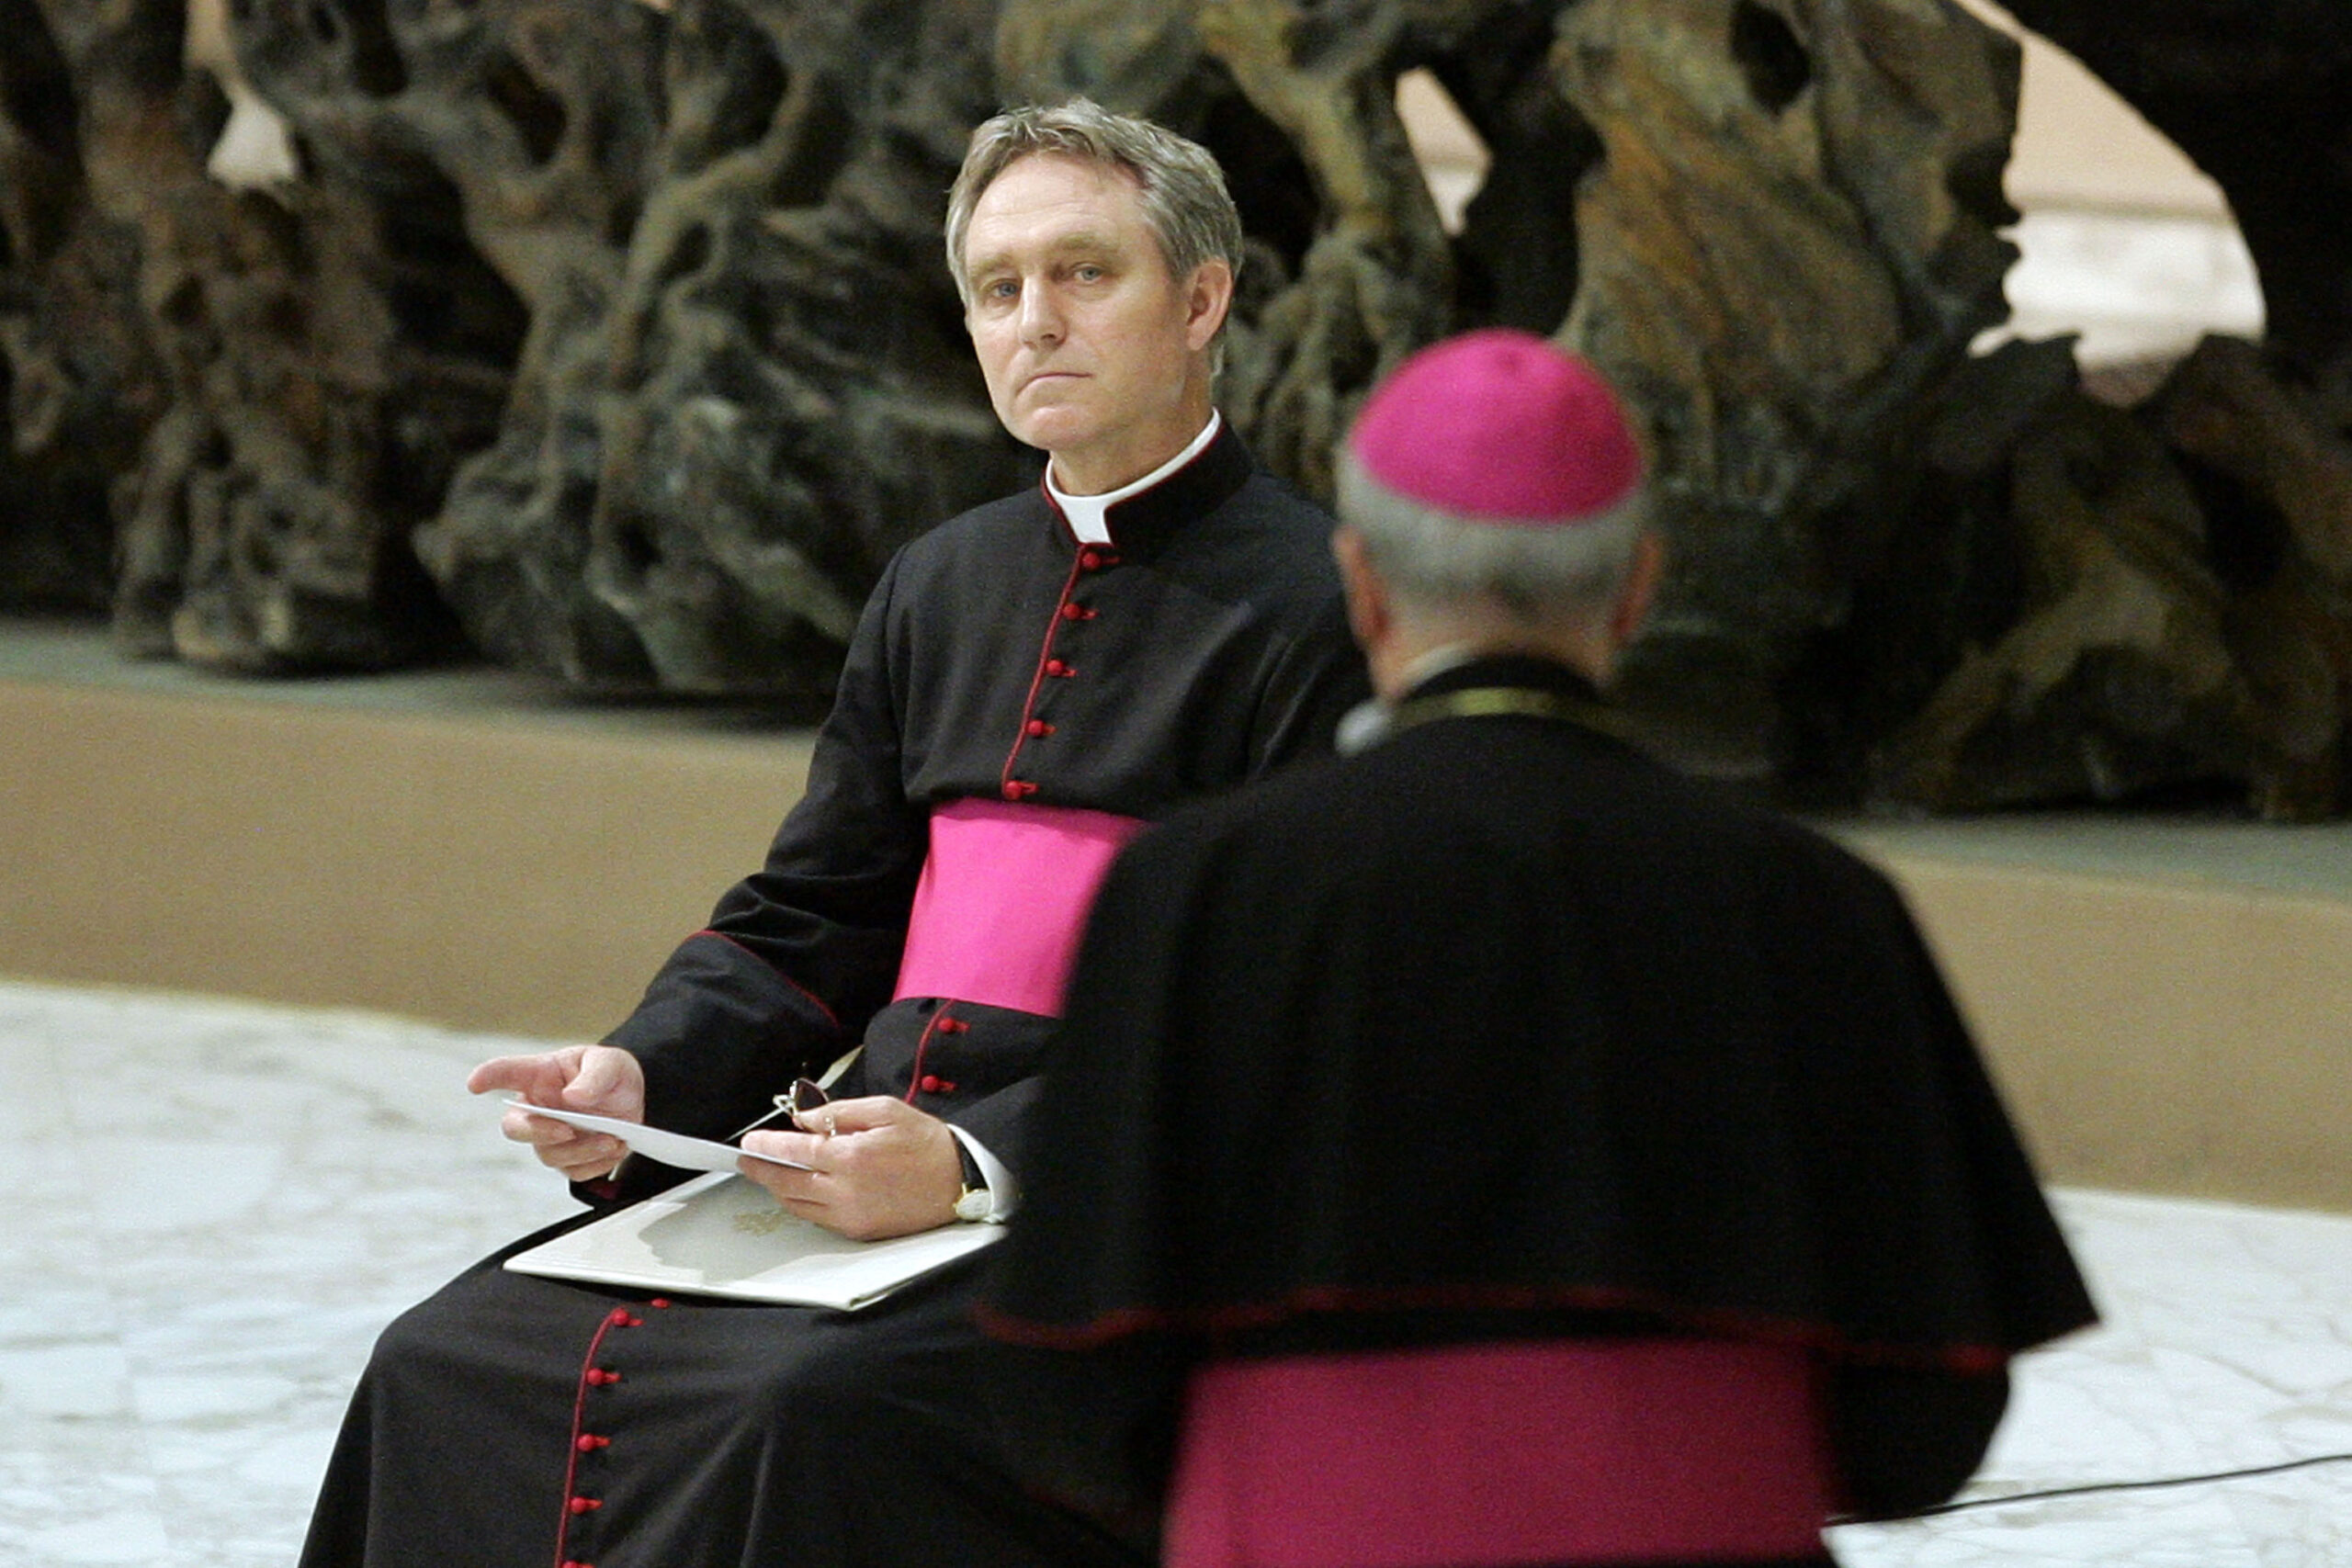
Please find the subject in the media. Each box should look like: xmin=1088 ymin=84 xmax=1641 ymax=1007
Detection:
xmin=2 ymin=0 xmax=2347 ymax=816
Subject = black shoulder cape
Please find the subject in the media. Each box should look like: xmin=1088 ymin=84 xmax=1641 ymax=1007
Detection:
xmin=983 ymin=658 xmax=2096 ymax=1370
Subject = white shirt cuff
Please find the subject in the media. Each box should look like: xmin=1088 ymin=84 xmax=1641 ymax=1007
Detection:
xmin=946 ymin=1124 xmax=1018 ymax=1223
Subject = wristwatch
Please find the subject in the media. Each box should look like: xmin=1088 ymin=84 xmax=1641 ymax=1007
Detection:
xmin=953 ymin=1139 xmax=993 ymax=1223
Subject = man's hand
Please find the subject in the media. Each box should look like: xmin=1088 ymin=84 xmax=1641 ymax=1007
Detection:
xmin=468 ymin=1045 xmax=648 ymax=1182
xmin=737 ymin=1096 xmax=963 ymax=1241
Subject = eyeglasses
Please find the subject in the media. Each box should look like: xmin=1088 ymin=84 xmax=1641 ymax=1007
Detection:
xmin=726 ymin=1077 xmax=831 ymax=1140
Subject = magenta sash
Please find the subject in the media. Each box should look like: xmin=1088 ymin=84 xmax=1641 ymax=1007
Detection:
xmin=1165 ymin=1339 xmax=1831 ymax=1568
xmin=892 ymin=798 xmax=1148 ymax=1017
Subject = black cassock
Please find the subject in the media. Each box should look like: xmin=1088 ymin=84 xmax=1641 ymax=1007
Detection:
xmin=299 ymin=425 xmax=1368 ymax=1568
xmin=979 ymin=656 xmax=2099 ymax=1567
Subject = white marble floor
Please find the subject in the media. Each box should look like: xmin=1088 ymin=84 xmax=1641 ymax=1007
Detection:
xmin=4 ymin=977 xmax=2348 ymax=1567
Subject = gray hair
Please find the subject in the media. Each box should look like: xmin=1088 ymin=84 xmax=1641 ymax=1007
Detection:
xmin=1335 ymin=450 xmax=1651 ymax=625
xmin=944 ymin=98 xmax=1244 ymax=310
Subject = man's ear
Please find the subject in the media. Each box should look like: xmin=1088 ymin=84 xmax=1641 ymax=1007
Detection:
xmin=1611 ymin=530 xmax=1666 ymax=648
xmin=1184 ymin=258 xmax=1235 ymax=351
xmin=1331 ymin=525 xmax=1391 ymax=656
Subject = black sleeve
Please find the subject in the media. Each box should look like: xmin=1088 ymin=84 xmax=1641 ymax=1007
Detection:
xmin=603 ymin=553 xmax=928 ymax=1140
xmin=1249 ymin=586 xmax=1371 ymax=774
xmin=1826 ymin=1361 xmax=2011 ymax=1520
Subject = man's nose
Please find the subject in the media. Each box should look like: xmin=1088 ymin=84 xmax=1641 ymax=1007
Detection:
xmin=1017 ymin=284 xmax=1063 ymax=345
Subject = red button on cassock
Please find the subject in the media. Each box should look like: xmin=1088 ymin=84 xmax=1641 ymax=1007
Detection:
xmin=919 ymin=1074 xmax=943 ymax=1092
xmin=577 ymin=1434 xmax=611 ymax=1452
xmin=569 ymin=1496 xmax=604 ymax=1515
xmin=1025 ymin=718 xmax=1053 ymax=737
xmin=1044 ymin=658 xmax=1069 ymax=676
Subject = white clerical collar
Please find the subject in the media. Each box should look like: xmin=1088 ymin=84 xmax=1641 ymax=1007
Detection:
xmin=1336 ymin=644 xmax=1482 ymax=755
xmin=1046 ymin=411 xmax=1223 ymax=547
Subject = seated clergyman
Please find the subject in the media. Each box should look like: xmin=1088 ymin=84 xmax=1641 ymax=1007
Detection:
xmin=299 ymin=99 xmax=1366 ymax=1568
xmin=979 ymin=329 xmax=2098 ymax=1568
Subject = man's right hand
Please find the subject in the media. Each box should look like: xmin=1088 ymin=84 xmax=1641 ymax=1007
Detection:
xmin=467 ymin=1045 xmax=648 ymax=1182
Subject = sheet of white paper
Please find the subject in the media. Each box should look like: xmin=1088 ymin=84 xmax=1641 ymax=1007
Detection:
xmin=505 ymin=1099 xmax=814 ymax=1172
xmin=505 ymin=1172 xmax=1002 ymax=1309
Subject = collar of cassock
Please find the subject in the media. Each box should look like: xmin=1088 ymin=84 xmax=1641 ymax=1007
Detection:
xmin=1042 ymin=412 xmax=1242 ymax=559
xmin=1338 ymin=653 xmax=1631 ymax=755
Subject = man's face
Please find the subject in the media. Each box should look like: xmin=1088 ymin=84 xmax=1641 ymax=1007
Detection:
xmin=961 ymin=152 xmax=1229 ymax=495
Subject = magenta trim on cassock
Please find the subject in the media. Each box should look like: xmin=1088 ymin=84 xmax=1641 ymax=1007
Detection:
xmin=893 ymin=798 xmax=1148 ymax=1017
xmin=1164 ymin=1338 xmax=1832 ymax=1568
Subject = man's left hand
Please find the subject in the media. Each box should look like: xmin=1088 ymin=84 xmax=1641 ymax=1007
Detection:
xmin=738 ymin=1096 xmax=964 ymax=1241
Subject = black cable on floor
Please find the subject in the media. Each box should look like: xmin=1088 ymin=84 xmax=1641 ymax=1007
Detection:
xmin=1879 ymin=1449 xmax=2352 ymax=1521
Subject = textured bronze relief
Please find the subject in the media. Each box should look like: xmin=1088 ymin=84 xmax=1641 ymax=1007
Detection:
xmin=3 ymin=0 xmax=2348 ymax=816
